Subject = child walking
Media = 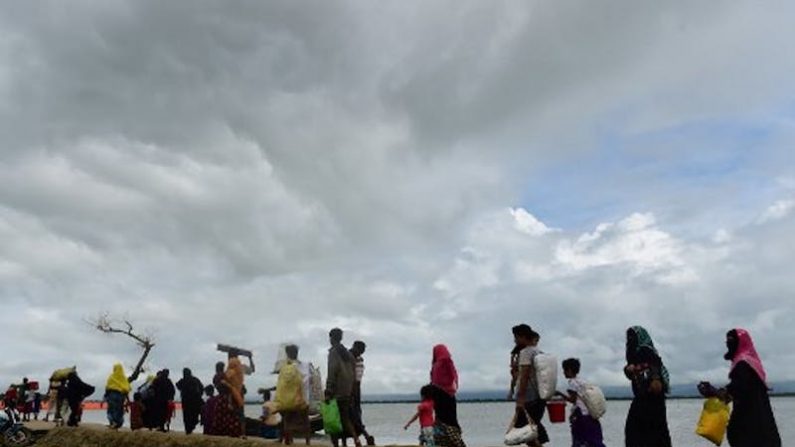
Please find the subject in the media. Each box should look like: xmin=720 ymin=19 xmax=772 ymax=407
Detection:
xmin=404 ymin=385 xmax=436 ymax=447
xmin=129 ymin=393 xmax=145 ymax=431
xmin=558 ymin=358 xmax=605 ymax=447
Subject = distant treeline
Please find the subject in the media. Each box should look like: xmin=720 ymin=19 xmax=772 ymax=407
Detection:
xmin=361 ymin=382 xmax=795 ymax=404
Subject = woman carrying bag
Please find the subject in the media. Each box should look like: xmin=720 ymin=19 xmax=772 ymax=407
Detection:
xmin=698 ymin=328 xmax=780 ymax=447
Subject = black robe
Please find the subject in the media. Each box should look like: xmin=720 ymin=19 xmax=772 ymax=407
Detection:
xmin=727 ymin=362 xmax=781 ymax=447
xmin=176 ymin=375 xmax=204 ymax=434
xmin=151 ymin=376 xmax=175 ymax=429
xmin=625 ymin=348 xmax=672 ymax=447
xmin=65 ymin=375 xmax=95 ymax=426
xmin=430 ymin=385 xmax=459 ymax=428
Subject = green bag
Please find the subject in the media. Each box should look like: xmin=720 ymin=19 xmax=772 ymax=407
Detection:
xmin=320 ymin=399 xmax=343 ymax=435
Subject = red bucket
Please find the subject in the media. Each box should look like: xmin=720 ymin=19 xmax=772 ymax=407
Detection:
xmin=547 ymin=400 xmax=567 ymax=424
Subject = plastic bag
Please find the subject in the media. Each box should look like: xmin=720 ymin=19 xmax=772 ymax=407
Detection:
xmin=695 ymin=397 xmax=730 ymax=446
xmin=275 ymin=362 xmax=307 ymax=411
xmin=320 ymin=399 xmax=343 ymax=436
xmin=504 ymin=408 xmax=538 ymax=445
xmin=533 ymin=352 xmax=558 ymax=400
xmin=580 ymin=383 xmax=607 ymax=419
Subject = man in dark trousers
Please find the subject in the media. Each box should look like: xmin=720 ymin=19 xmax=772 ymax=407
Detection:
xmin=176 ymin=368 xmax=204 ymax=435
xmin=326 ymin=328 xmax=362 ymax=447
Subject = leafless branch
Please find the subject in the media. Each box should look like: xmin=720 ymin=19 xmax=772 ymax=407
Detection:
xmin=90 ymin=312 xmax=156 ymax=383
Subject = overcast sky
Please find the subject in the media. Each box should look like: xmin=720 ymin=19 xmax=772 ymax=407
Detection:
xmin=1 ymin=1 xmax=794 ymax=396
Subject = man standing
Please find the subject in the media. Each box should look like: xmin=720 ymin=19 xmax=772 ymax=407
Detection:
xmin=325 ymin=328 xmax=362 ymax=447
xmin=176 ymin=368 xmax=204 ymax=435
xmin=513 ymin=324 xmax=549 ymax=446
xmin=350 ymin=341 xmax=375 ymax=446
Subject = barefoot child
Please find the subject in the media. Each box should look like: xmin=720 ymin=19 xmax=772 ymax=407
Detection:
xmin=404 ymin=385 xmax=436 ymax=447
xmin=557 ymin=358 xmax=605 ymax=447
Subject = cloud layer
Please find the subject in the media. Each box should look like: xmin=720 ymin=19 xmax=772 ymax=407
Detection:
xmin=1 ymin=1 xmax=794 ymax=395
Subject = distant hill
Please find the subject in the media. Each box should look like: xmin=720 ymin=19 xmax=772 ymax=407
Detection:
xmin=363 ymin=381 xmax=795 ymax=403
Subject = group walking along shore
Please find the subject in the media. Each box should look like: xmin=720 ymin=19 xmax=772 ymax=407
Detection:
xmin=1 ymin=325 xmax=783 ymax=447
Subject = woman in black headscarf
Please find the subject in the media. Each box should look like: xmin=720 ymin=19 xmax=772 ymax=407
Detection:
xmin=624 ymin=326 xmax=671 ymax=447
xmin=151 ymin=369 xmax=176 ymax=431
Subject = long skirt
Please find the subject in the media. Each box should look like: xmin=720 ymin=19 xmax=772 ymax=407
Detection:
xmin=434 ymin=422 xmax=466 ymax=447
xmin=182 ymin=400 xmax=202 ymax=434
xmin=212 ymin=396 xmax=243 ymax=438
xmin=106 ymin=390 xmax=126 ymax=428
xmin=625 ymin=395 xmax=671 ymax=447
xmin=202 ymin=396 xmax=219 ymax=435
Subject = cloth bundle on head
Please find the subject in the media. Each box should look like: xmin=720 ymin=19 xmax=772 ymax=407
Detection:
xmin=225 ymin=357 xmax=245 ymax=408
xmin=431 ymin=344 xmax=459 ymax=396
xmin=626 ymin=326 xmax=670 ymax=391
xmin=106 ymin=363 xmax=131 ymax=394
xmin=729 ymin=328 xmax=767 ymax=384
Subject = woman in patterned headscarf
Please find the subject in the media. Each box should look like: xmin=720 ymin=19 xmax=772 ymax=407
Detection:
xmin=104 ymin=363 xmax=131 ymax=429
xmin=212 ymin=357 xmax=245 ymax=437
xmin=624 ymin=326 xmax=672 ymax=447
xmin=699 ymin=329 xmax=781 ymax=446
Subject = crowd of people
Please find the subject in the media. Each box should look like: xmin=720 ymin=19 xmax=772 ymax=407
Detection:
xmin=1 ymin=378 xmax=43 ymax=422
xmin=1 ymin=324 xmax=783 ymax=447
xmin=497 ymin=324 xmax=781 ymax=447
xmin=2 ymin=370 xmax=96 ymax=428
xmin=400 ymin=323 xmax=781 ymax=447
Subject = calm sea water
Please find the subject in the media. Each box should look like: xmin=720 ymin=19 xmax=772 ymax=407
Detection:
xmin=81 ymin=397 xmax=794 ymax=446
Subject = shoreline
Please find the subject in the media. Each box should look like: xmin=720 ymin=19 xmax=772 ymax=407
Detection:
xmin=363 ymin=394 xmax=795 ymax=404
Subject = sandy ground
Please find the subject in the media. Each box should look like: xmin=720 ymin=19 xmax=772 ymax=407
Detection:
xmin=25 ymin=422 xmax=339 ymax=447
xmin=24 ymin=421 xmax=423 ymax=447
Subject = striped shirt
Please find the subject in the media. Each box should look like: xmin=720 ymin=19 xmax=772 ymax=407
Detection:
xmin=354 ymin=356 xmax=365 ymax=382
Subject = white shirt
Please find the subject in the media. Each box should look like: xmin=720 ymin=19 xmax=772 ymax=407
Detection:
xmin=516 ymin=346 xmax=540 ymax=401
xmin=354 ymin=356 xmax=365 ymax=382
xmin=567 ymin=377 xmax=589 ymax=416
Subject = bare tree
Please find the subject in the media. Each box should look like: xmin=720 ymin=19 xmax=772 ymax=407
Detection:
xmin=91 ymin=313 xmax=155 ymax=383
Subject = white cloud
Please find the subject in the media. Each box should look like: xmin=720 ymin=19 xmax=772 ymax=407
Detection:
xmin=759 ymin=199 xmax=795 ymax=223
xmin=510 ymin=208 xmax=555 ymax=236
xmin=553 ymin=213 xmax=697 ymax=284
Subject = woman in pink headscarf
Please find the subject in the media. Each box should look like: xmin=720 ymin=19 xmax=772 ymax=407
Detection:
xmin=431 ymin=345 xmax=458 ymax=396
xmin=698 ymin=329 xmax=781 ymax=447
xmin=429 ymin=345 xmax=466 ymax=447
